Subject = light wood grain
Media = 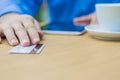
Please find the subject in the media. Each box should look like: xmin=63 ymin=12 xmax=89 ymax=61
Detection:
xmin=0 ymin=33 xmax=120 ymax=80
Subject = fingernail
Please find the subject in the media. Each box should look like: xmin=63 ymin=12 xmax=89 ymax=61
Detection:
xmin=21 ymin=39 xmax=29 ymax=46
xmin=33 ymin=38 xmax=39 ymax=44
xmin=11 ymin=39 xmax=18 ymax=45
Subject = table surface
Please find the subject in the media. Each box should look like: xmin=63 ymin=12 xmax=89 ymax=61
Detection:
xmin=0 ymin=33 xmax=120 ymax=80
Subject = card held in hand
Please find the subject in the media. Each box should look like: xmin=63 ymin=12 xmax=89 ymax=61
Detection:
xmin=9 ymin=44 xmax=45 ymax=54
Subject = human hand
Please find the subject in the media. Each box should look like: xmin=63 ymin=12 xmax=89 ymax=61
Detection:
xmin=73 ymin=12 xmax=98 ymax=26
xmin=0 ymin=13 xmax=43 ymax=46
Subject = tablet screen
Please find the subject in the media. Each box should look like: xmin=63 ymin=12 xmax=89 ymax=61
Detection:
xmin=41 ymin=22 xmax=85 ymax=32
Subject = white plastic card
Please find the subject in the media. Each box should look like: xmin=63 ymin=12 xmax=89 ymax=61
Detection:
xmin=9 ymin=44 xmax=45 ymax=54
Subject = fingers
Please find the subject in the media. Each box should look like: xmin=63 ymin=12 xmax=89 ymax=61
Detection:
xmin=74 ymin=15 xmax=91 ymax=21
xmin=91 ymin=18 xmax=98 ymax=24
xmin=33 ymin=20 xmax=43 ymax=39
xmin=0 ymin=28 xmax=2 ymax=43
xmin=0 ymin=14 xmax=42 ymax=46
xmin=21 ymin=15 xmax=40 ymax=45
xmin=0 ymin=37 xmax=1 ymax=43
xmin=0 ymin=35 xmax=1 ymax=43
xmin=74 ymin=12 xmax=98 ymax=26
xmin=73 ymin=15 xmax=91 ymax=26
xmin=1 ymin=24 xmax=18 ymax=46
xmin=12 ymin=22 xmax=30 ymax=46
xmin=90 ymin=12 xmax=98 ymax=24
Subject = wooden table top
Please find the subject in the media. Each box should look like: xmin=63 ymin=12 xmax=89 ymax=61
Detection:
xmin=0 ymin=33 xmax=120 ymax=80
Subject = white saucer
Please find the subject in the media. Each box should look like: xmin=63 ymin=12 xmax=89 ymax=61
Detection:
xmin=85 ymin=24 xmax=120 ymax=40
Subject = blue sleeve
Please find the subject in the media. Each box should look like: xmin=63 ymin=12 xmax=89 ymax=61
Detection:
xmin=95 ymin=0 xmax=119 ymax=3
xmin=0 ymin=0 xmax=43 ymax=16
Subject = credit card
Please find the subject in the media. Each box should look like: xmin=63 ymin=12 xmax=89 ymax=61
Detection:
xmin=9 ymin=44 xmax=45 ymax=54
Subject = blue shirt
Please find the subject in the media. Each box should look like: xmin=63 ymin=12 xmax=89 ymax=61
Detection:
xmin=0 ymin=0 xmax=118 ymax=31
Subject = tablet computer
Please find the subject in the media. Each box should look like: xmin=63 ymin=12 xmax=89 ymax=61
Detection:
xmin=41 ymin=22 xmax=86 ymax=35
xmin=42 ymin=30 xmax=85 ymax=35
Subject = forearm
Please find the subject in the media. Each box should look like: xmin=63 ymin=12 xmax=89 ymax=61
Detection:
xmin=95 ymin=0 xmax=118 ymax=4
xmin=0 ymin=0 xmax=43 ymax=17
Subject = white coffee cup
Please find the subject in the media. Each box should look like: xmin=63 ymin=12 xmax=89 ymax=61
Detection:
xmin=96 ymin=3 xmax=120 ymax=32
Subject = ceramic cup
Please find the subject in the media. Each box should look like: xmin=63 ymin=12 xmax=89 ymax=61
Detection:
xmin=96 ymin=3 xmax=120 ymax=32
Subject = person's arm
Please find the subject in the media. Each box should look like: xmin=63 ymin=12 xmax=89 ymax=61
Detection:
xmin=73 ymin=0 xmax=118 ymax=26
xmin=95 ymin=0 xmax=117 ymax=4
xmin=0 ymin=0 xmax=43 ymax=46
xmin=0 ymin=0 xmax=43 ymax=16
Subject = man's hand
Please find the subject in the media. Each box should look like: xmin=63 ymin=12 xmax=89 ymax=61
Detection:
xmin=73 ymin=12 xmax=98 ymax=26
xmin=0 ymin=13 xmax=43 ymax=46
